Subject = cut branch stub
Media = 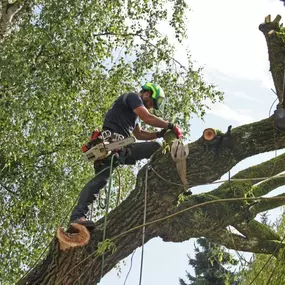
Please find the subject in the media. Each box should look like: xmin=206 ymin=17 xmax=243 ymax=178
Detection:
xmin=56 ymin=223 xmax=90 ymax=251
xmin=203 ymin=128 xmax=217 ymax=141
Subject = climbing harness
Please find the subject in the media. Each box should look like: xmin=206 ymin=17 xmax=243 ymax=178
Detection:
xmin=82 ymin=130 xmax=135 ymax=163
xmin=171 ymin=140 xmax=190 ymax=193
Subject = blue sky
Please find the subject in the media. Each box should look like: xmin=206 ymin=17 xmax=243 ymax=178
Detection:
xmin=100 ymin=1 xmax=285 ymax=284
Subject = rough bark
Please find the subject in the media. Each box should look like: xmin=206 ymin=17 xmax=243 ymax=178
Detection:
xmin=18 ymin=15 xmax=285 ymax=285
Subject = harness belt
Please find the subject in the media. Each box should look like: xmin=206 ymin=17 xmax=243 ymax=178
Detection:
xmin=82 ymin=130 xmax=135 ymax=163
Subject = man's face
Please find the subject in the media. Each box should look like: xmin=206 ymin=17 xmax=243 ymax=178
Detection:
xmin=142 ymin=91 xmax=154 ymax=110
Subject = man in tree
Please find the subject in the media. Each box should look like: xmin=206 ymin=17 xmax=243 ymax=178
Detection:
xmin=69 ymin=82 xmax=183 ymax=228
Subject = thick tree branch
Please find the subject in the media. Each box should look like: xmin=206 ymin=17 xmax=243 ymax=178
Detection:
xmin=209 ymin=229 xmax=284 ymax=257
xmin=259 ymin=15 xmax=285 ymax=104
xmin=251 ymin=175 xmax=285 ymax=197
xmin=250 ymin=193 xmax=285 ymax=215
xmin=234 ymin=220 xmax=280 ymax=241
xmin=182 ymin=116 xmax=285 ymax=189
xmin=212 ymin=152 xmax=285 ymax=198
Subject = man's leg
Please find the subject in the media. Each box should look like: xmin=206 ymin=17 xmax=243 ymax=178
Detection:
xmin=123 ymin=141 xmax=160 ymax=164
xmin=70 ymin=158 xmax=115 ymax=223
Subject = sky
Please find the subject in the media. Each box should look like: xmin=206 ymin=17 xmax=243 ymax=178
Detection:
xmin=100 ymin=1 xmax=285 ymax=284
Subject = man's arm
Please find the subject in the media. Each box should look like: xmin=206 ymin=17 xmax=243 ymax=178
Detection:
xmin=133 ymin=106 xmax=169 ymax=128
xmin=133 ymin=105 xmax=183 ymax=139
xmin=132 ymin=125 xmax=158 ymax=140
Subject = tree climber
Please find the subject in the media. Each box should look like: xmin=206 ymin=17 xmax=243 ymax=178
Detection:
xmin=69 ymin=83 xmax=183 ymax=229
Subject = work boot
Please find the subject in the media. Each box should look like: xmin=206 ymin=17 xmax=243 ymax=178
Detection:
xmin=69 ymin=217 xmax=96 ymax=231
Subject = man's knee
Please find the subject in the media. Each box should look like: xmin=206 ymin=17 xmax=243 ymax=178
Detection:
xmin=151 ymin=141 xmax=161 ymax=152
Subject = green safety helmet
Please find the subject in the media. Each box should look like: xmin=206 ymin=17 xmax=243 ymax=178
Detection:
xmin=142 ymin=82 xmax=165 ymax=111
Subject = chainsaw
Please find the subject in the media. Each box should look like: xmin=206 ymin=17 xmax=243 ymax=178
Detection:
xmin=82 ymin=130 xmax=135 ymax=163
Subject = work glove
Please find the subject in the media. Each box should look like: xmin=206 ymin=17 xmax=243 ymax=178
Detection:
xmin=168 ymin=123 xmax=183 ymax=139
xmin=156 ymin=129 xmax=168 ymax=138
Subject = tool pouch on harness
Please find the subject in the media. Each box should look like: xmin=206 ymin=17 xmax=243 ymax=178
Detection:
xmin=82 ymin=130 xmax=102 ymax=153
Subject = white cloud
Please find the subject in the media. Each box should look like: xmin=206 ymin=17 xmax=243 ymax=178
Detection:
xmin=207 ymin=102 xmax=254 ymax=124
xmin=232 ymin=91 xmax=261 ymax=102
xmin=185 ymin=0 xmax=284 ymax=81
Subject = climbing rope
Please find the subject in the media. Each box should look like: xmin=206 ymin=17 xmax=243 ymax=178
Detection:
xmin=123 ymin=250 xmax=136 ymax=285
xmin=100 ymin=154 xmax=116 ymax=281
xmin=90 ymin=201 xmax=94 ymax=220
xmin=139 ymin=163 xmax=149 ymax=285
xmin=115 ymin=167 xmax=122 ymax=206
xmin=98 ymin=167 xmax=121 ymax=209
xmin=150 ymin=165 xmax=285 ymax=189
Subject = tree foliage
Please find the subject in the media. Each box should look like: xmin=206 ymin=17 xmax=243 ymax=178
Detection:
xmin=0 ymin=0 xmax=223 ymax=283
xmin=179 ymin=238 xmax=240 ymax=285
xmin=239 ymin=213 xmax=285 ymax=285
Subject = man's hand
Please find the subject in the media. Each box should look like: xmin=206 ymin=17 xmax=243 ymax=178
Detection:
xmin=156 ymin=129 xmax=168 ymax=138
xmin=168 ymin=123 xmax=183 ymax=139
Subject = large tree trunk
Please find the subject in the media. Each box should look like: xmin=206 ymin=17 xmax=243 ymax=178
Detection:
xmin=18 ymin=15 xmax=285 ymax=285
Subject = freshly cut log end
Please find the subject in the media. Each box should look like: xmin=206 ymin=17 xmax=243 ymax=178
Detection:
xmin=56 ymin=223 xmax=90 ymax=251
xmin=203 ymin=128 xmax=216 ymax=141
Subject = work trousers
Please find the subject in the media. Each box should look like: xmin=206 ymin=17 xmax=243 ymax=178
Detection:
xmin=70 ymin=141 xmax=160 ymax=221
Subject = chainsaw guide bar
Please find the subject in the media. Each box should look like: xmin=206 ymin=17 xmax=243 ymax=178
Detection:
xmin=83 ymin=136 xmax=135 ymax=163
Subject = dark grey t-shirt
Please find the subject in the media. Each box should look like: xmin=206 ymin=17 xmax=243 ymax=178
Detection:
xmin=103 ymin=92 xmax=143 ymax=137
